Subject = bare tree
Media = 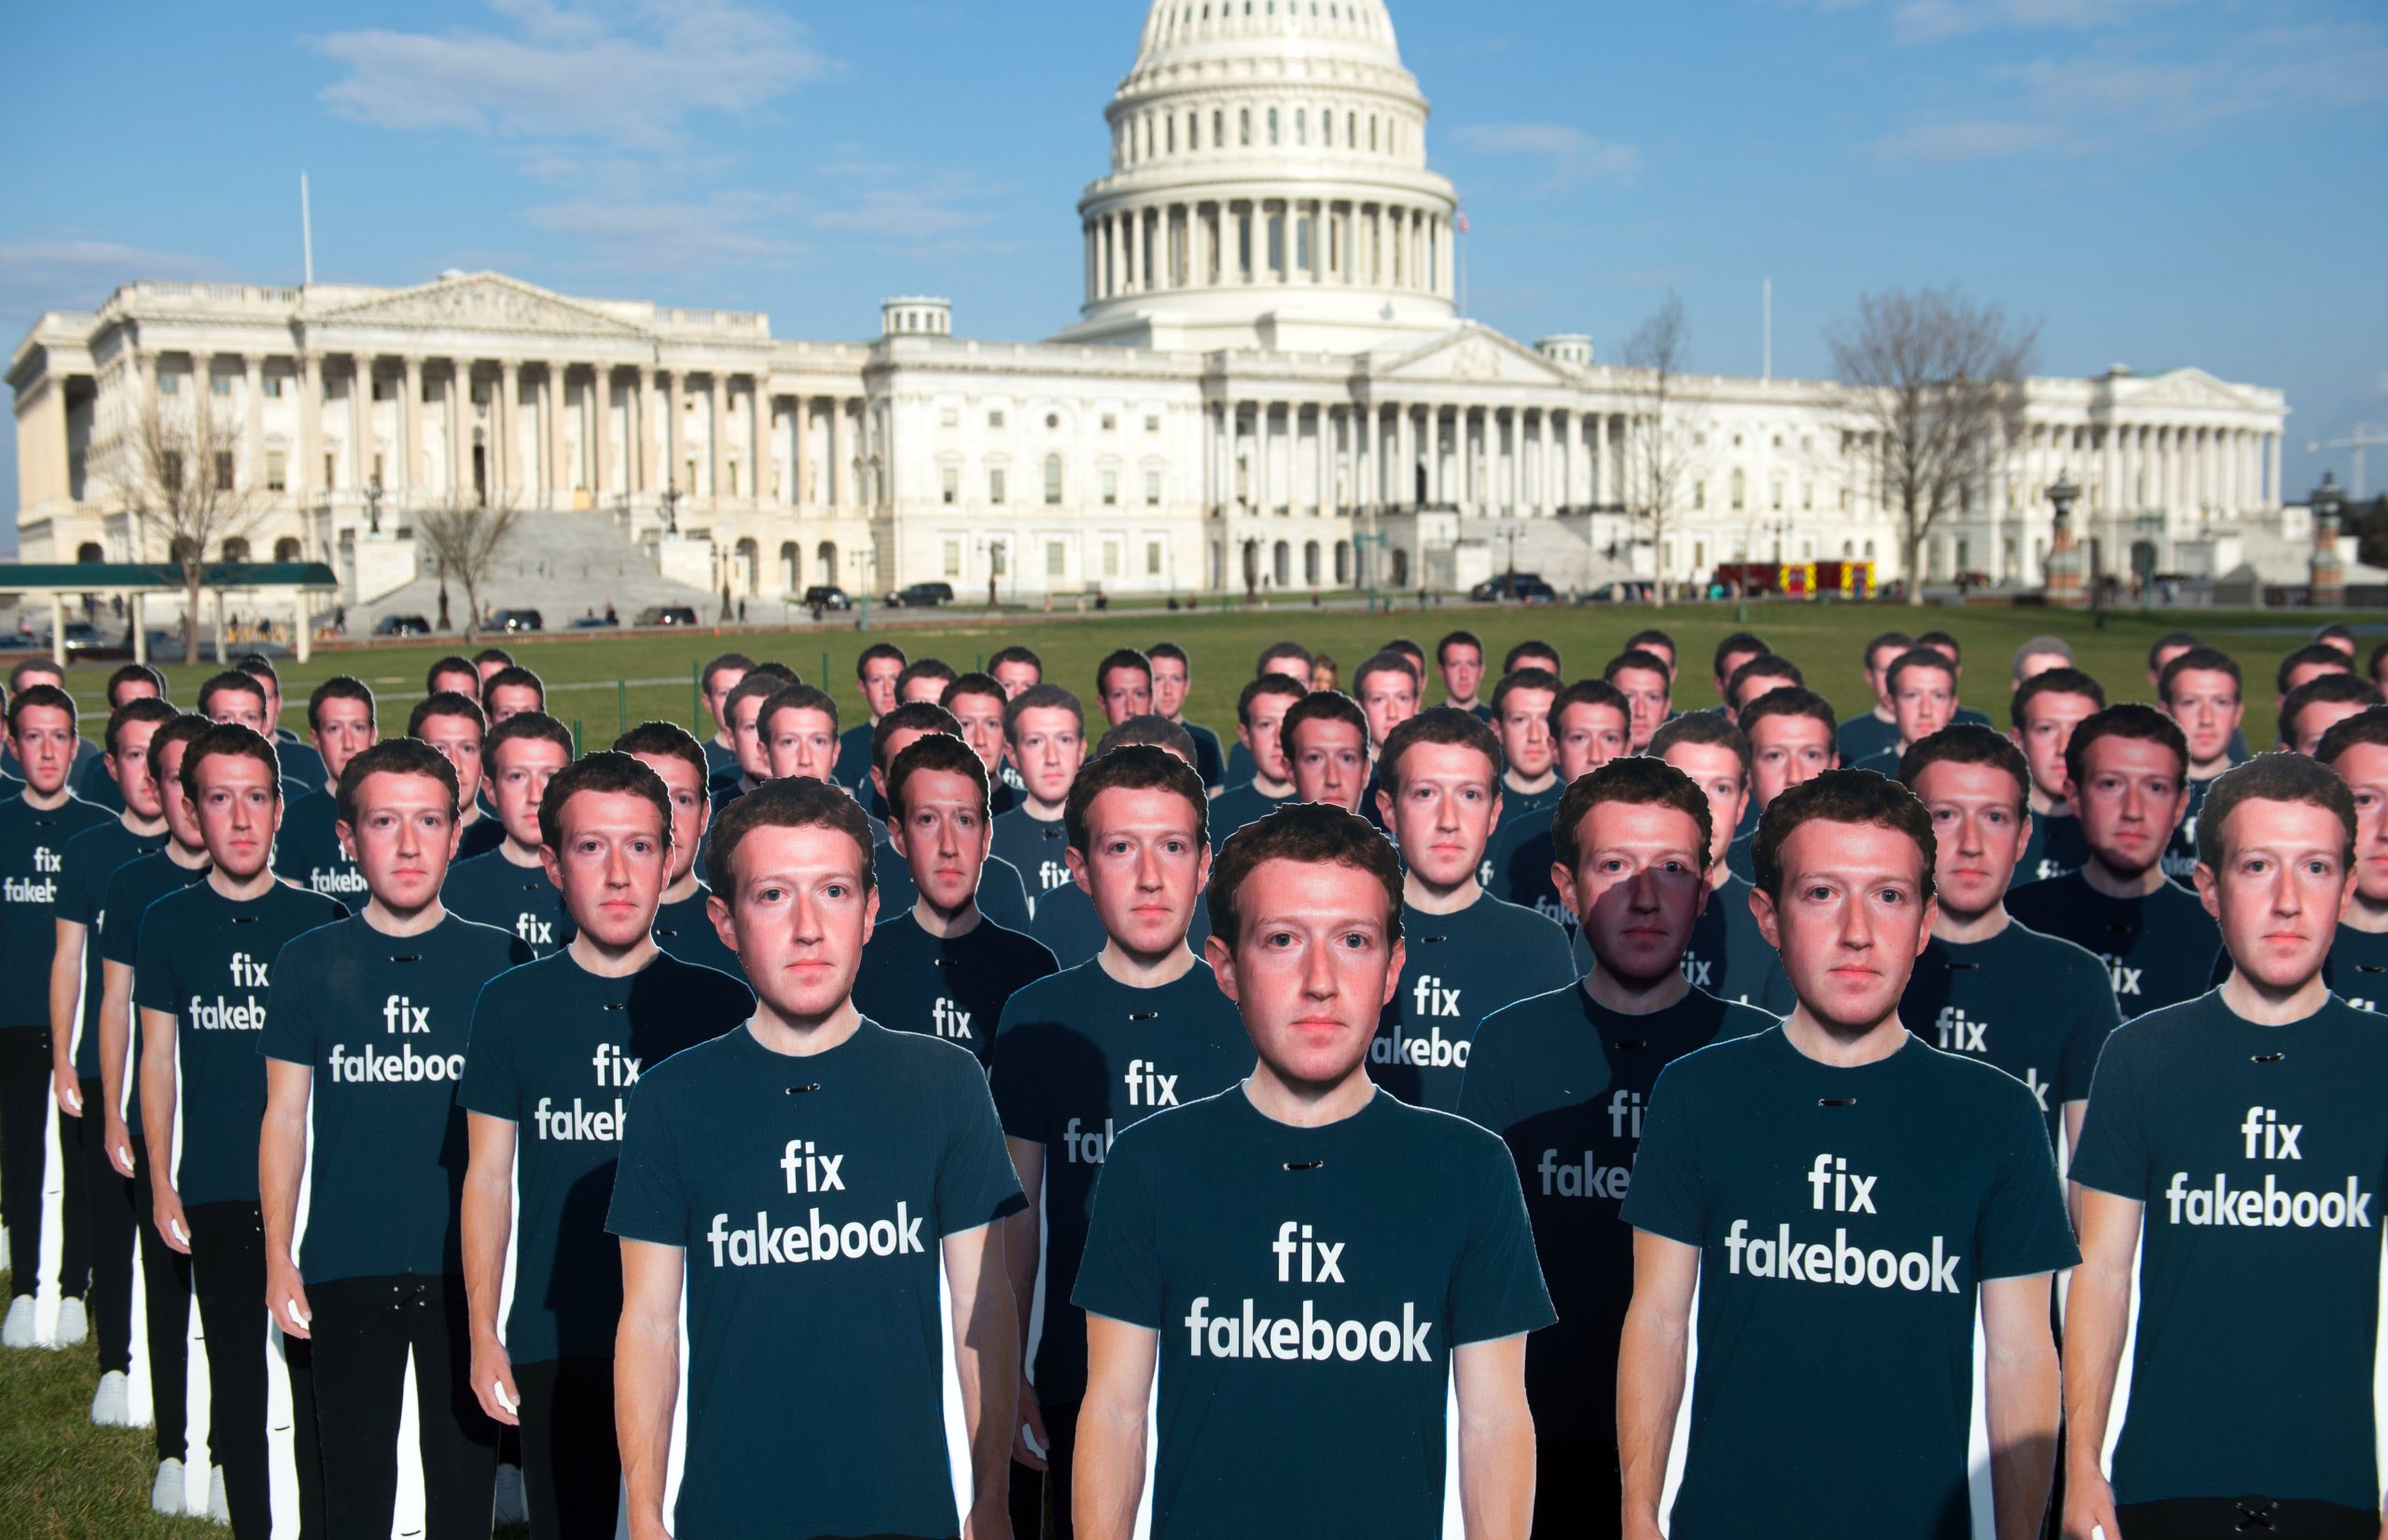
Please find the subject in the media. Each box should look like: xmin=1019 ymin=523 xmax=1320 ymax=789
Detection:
xmin=1828 ymin=286 xmax=2038 ymax=604
xmin=112 ymin=391 xmax=265 ymax=664
xmin=1619 ymin=295 xmax=1706 ymax=608
xmin=417 ymin=492 xmax=524 ymax=643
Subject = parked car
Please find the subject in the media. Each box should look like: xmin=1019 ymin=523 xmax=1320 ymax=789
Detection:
xmin=1579 ymin=580 xmax=1655 ymax=604
xmin=884 ymin=582 xmax=954 ymax=608
xmin=375 ymin=614 xmax=432 ymax=637
xmin=1468 ymin=573 xmax=1556 ymax=604
xmin=800 ymin=586 xmax=854 ymax=611
xmin=42 ymin=622 xmax=104 ymax=653
xmin=569 ymin=615 xmax=618 ymax=630
xmin=636 ymin=604 xmax=700 ymax=628
xmin=491 ymin=608 xmax=544 ymax=632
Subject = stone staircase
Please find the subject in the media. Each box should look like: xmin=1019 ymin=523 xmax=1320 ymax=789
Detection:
xmin=354 ymin=512 xmax=722 ymax=629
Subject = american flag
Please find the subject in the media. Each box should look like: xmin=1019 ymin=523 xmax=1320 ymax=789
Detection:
xmin=1455 ymin=212 xmax=1470 ymax=233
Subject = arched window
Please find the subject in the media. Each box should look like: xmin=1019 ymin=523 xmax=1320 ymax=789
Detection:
xmin=1271 ymin=540 xmax=1290 ymax=587
xmin=1390 ymin=548 xmax=1410 ymax=588
xmin=735 ymin=537 xmax=760 ymax=595
xmin=1303 ymin=540 xmax=1321 ymax=585
xmin=782 ymin=542 xmax=800 ymax=592
xmin=1044 ymin=454 xmax=1064 ymax=505
xmin=817 ymin=540 xmax=839 ymax=580
xmin=1295 ymin=108 xmax=1306 ymax=146
xmin=1334 ymin=540 xmax=1351 ymax=584
xmin=1269 ymin=107 xmax=1279 ymax=146
xmin=221 ymin=536 xmax=251 ymax=562
xmin=1729 ymin=468 xmax=1746 ymax=511
xmin=273 ymin=536 xmax=302 ymax=562
xmin=76 ymin=542 xmax=103 ymax=563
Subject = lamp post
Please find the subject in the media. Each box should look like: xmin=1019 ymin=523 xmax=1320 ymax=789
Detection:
xmin=659 ymin=479 xmax=682 ymax=536
xmin=847 ymin=545 xmax=877 ymax=631
xmin=2043 ymin=472 xmax=2085 ymax=605
xmin=2311 ymin=472 xmax=2347 ymax=608
xmin=1354 ymin=529 xmax=1390 ymax=614
xmin=364 ymin=475 xmax=384 ymax=536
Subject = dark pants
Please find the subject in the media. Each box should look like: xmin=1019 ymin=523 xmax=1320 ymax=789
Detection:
xmin=2116 ymin=1497 xmax=2380 ymax=1539
xmin=1008 ymin=1401 xmax=1081 ymax=1540
xmin=130 ymin=1129 xmax=194 ymax=1464
xmin=185 ymin=1200 xmax=325 ymax=1540
xmin=1534 ymin=1437 xmax=1622 ymax=1540
xmin=308 ymin=1273 xmax=500 ymax=1540
xmin=73 ymin=1078 xmax=135 ymax=1374
xmin=0 ymin=1023 xmax=71 ymax=1300
xmin=514 ymin=1355 xmax=620 ymax=1540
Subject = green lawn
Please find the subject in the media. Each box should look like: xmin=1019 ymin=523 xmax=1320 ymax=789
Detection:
xmin=58 ymin=600 xmax=2388 ymax=754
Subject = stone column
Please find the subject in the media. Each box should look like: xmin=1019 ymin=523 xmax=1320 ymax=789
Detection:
xmin=748 ymin=378 xmax=767 ymax=508
xmin=242 ymin=354 xmax=267 ymax=493
xmin=591 ymin=368 xmax=614 ymax=499
xmin=349 ymin=358 xmax=370 ymax=494
xmin=400 ymin=356 xmax=424 ymax=495
xmin=295 ymin=355 xmax=320 ymax=498
xmin=708 ymin=375 xmax=730 ymax=499
xmin=1127 ymin=209 xmax=1143 ymax=295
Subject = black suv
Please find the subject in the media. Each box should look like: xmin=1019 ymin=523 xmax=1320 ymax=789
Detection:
xmin=885 ymin=582 xmax=954 ymax=607
xmin=800 ymin=586 xmax=853 ymax=611
xmin=491 ymin=608 xmax=544 ymax=632
xmin=1469 ymin=573 xmax=1556 ymax=604
xmin=637 ymin=605 xmax=700 ymax=627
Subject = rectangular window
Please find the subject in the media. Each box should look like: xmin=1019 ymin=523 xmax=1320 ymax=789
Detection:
xmin=158 ymin=371 xmax=180 ymax=396
xmin=1103 ymin=541 xmax=1121 ymax=578
xmin=324 ymin=452 xmax=336 ymax=489
xmin=1145 ymin=471 xmax=1162 ymax=506
xmin=1692 ymin=480 xmax=1706 ymax=509
xmin=1102 ymin=413 xmax=1117 ymax=432
xmin=266 ymin=450 xmax=286 ymax=492
xmin=371 ymin=376 xmax=392 ymax=401
xmin=1146 ymin=541 xmax=1162 ymax=576
xmin=941 ymin=466 xmax=959 ymax=505
xmin=213 ymin=451 xmax=235 ymax=489
xmin=373 ymin=452 xmax=385 ymax=484
xmin=208 ymin=372 xmax=230 ymax=397
xmin=1044 ymin=458 xmax=1063 ymax=505
xmin=263 ymin=375 xmax=285 ymax=399
xmin=989 ymin=409 xmax=1006 ymax=429
xmin=1102 ymin=470 xmax=1118 ymax=506
xmin=728 ymin=463 xmax=740 ymax=496
xmin=1047 ymin=540 xmax=1066 ymax=577
xmin=161 ymin=451 xmax=184 ymax=489
xmin=940 ymin=407 xmax=959 ymax=427
xmin=1145 ymin=414 xmax=1159 ymax=433
xmin=943 ymin=540 xmax=962 ymax=577
xmin=990 ymin=467 xmax=1007 ymax=505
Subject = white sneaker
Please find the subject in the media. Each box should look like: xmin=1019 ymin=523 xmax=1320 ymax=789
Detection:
xmin=493 ymin=1463 xmax=527 ymax=1525
xmin=90 ymin=1368 xmax=130 ymax=1426
xmin=206 ymin=1465 xmax=229 ymax=1525
xmin=53 ymin=1296 xmax=87 ymax=1347
xmin=151 ymin=1457 xmax=187 ymax=1516
xmin=0 ymin=1296 xmax=35 ymax=1349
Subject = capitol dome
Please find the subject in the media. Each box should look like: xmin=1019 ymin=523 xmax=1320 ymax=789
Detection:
xmin=1055 ymin=0 xmax=1461 ymax=354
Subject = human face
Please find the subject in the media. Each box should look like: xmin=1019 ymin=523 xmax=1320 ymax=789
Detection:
xmin=110 ymin=718 xmax=166 ymax=822
xmin=1659 ymin=741 xmax=1747 ymax=871
xmin=992 ymin=659 xmax=1040 ymax=700
xmin=542 ymin=790 xmax=668 ymax=948
xmin=2161 ymin=670 xmax=2242 ymax=770
xmin=1070 ymin=784 xmax=1209 ymax=958
xmin=2291 ymin=700 xmax=2370 ymax=757
xmin=476 ymin=658 xmax=508 ymax=687
xmin=253 ymin=675 xmax=285 ymax=726
xmin=1098 ymin=666 xmax=1151 ymax=727
xmin=9 ymin=705 xmax=76 ymax=798
xmin=2068 ymin=735 xmax=2187 ymax=880
xmin=1555 ymin=702 xmax=1628 ymax=784
xmin=1356 ymin=668 xmax=1419 ymax=751
xmin=1438 ymin=643 xmax=1483 ymax=705
xmin=890 ymin=768 xmax=990 ymax=915
xmin=1510 ymin=651 xmax=1560 ymax=679
xmin=705 ymin=667 xmax=749 ymax=738
xmin=1912 ymin=759 xmax=2028 ymax=922
xmin=201 ymin=687 xmax=267 ymax=733
xmin=1748 ymin=713 xmax=1837 ymax=812
xmin=1262 ymin=654 xmax=1312 ymax=684
xmin=485 ymin=684 xmax=542 ymax=724
xmin=2282 ymin=657 xmax=2348 ymax=697
xmin=2146 ymin=644 xmax=2194 ymax=689
xmin=110 ymin=677 xmax=161 ymax=708
xmin=154 ymin=740 xmax=204 ymax=850
xmin=1714 ymin=649 xmax=1762 ymax=705
xmin=2014 ymin=690 xmax=2101 ymax=802
xmin=1149 ymin=657 xmax=1189 ymax=719
xmin=1289 ymin=717 xmax=1368 ymax=812
xmin=764 ymin=706 xmax=840 ymax=784
xmin=899 ymin=673 xmax=950 ymax=706
xmin=630 ymin=752 xmax=707 ymax=886
xmin=1729 ymin=672 xmax=1798 ymax=715
xmin=1865 ymin=643 xmax=1906 ymax=712
xmin=490 ymin=737 xmax=571 ymax=848
xmin=1751 ymin=820 xmax=1935 ymax=1037
xmin=2321 ymin=633 xmax=2359 ymax=660
xmin=2331 ymin=742 xmax=2388 ymax=906
xmin=1206 ymin=857 xmax=1402 ymax=1093
xmin=868 ymin=726 xmax=934 ymax=808
xmin=310 ymin=697 xmax=376 ymax=783
xmin=342 ymin=770 xmax=458 ymax=916
xmin=429 ymin=667 xmax=479 ymax=700
xmin=2014 ymin=651 xmax=2070 ymax=684
xmin=947 ymin=691 xmax=1007 ymax=778
xmin=709 ymin=822 xmax=877 ymax=1024
xmin=732 ymin=695 xmax=771 ymax=781
xmin=859 ymin=658 xmax=905 ymax=720
xmin=1496 ymin=687 xmax=1557 ymax=781
xmin=1637 ymin=641 xmax=1678 ymax=675
xmin=1378 ymin=742 xmax=1500 ymax=891
xmin=190 ymin=751 xmax=281 ymax=881
xmin=1007 ymin=706 xmax=1085 ymax=808
xmin=1891 ymin=665 xmax=1955 ymax=746
xmin=415 ymin=713 xmax=485 ymax=805
xmin=2194 ymin=798 xmax=2353 ymax=992
xmin=1555 ymin=799 xmax=1708 ymax=986
xmin=1611 ymin=667 xmax=1671 ymax=753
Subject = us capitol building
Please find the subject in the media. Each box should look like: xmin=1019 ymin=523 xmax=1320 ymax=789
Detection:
xmin=9 ymin=0 xmax=2295 ymax=612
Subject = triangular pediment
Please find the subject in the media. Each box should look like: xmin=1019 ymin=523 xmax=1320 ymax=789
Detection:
xmin=2123 ymin=367 xmax=2250 ymax=411
xmin=311 ymin=273 xmax=649 ymax=340
xmin=1372 ymin=326 xmax=1571 ymax=386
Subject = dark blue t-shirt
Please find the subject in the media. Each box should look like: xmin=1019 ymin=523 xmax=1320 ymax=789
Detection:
xmin=851 ymin=910 xmax=1057 ymax=1067
xmin=442 ymin=849 xmax=576 ymax=956
xmin=652 ymin=885 xmax=743 ymax=982
xmin=1372 ymin=894 xmax=1574 ymax=1112
xmin=58 ymin=817 xmax=165 ymax=1079
xmin=1898 ymin=920 xmax=2121 ymax=1141
xmin=1181 ymin=721 xmax=1227 ymax=790
xmin=606 ymin=1021 xmax=1025 ymax=1539
xmin=1207 ymin=781 xmax=1289 ymax=853
xmin=2072 ymin=992 xmax=2388 ymax=1511
xmin=1479 ymin=817 xmax=1570 ymax=928
xmin=0 ymin=792 xmax=113 ymax=1028
xmin=457 ymin=949 xmax=754 ymax=1363
xmin=2006 ymin=871 xmax=2220 ymax=1020
xmin=1458 ymin=981 xmax=1774 ymax=1440
xmin=260 ymin=913 xmax=533 ymax=1282
xmin=97 ymin=850 xmax=211 ymax=1129
xmin=1028 ymin=880 xmax=1110 ymax=970
xmin=1835 ymin=711 xmax=1896 ymax=766
xmin=870 ymin=841 xmax=1034 ymax=934
xmin=2324 ymin=921 xmax=2388 ymax=1011
xmin=273 ymin=788 xmax=369 ymax=904
xmin=2014 ymin=810 xmax=2091 ymax=888
xmin=132 ymin=881 xmax=345 ymax=1204
xmin=832 ymin=720 xmax=876 ymax=791
xmin=1073 ymin=1088 xmax=1555 ymax=1540
xmin=990 ymin=959 xmax=1253 ymax=1405
xmin=1620 ymin=1029 xmax=2077 ymax=1539
xmin=990 ymin=806 xmax=1075 ymax=903
xmin=1572 ymin=871 xmax=1783 ymax=1010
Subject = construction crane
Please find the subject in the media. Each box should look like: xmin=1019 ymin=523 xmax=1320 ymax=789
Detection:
xmin=2309 ymin=423 xmax=2388 ymax=499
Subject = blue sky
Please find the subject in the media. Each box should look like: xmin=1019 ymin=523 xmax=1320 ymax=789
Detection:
xmin=4 ymin=0 xmax=2383 ymax=540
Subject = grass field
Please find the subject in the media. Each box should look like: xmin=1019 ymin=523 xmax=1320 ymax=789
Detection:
xmin=48 ymin=599 xmax=2388 ymax=753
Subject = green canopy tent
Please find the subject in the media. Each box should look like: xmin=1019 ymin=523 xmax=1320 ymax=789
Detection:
xmin=0 ymin=561 xmax=341 ymax=666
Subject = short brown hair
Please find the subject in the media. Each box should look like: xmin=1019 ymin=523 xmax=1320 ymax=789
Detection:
xmin=1377 ymin=707 xmax=1499 ymax=795
xmin=308 ymin=675 xmax=375 ymax=731
xmin=1095 ymin=714 xmax=1196 ymax=761
xmin=2197 ymin=751 xmax=2356 ymax=873
xmin=180 ymin=722 xmax=283 ymax=800
xmin=613 ymin=720 xmax=706 ymax=784
xmin=1897 ymin=725 xmax=2029 ymax=815
xmin=480 ymin=665 xmax=545 ymax=709
xmin=488 ymin=711 xmax=575 ymax=771
xmin=1738 ymin=687 xmax=1837 ymax=742
xmin=2063 ymin=703 xmax=2187 ymax=787
xmin=1885 ymin=647 xmax=1957 ymax=693
xmin=1552 ymin=756 xmax=1714 ymax=875
xmin=1005 ymin=684 xmax=1084 ymax=742
xmin=704 ymin=773 xmax=876 ymax=894
xmin=940 ymin=673 xmax=1007 ymax=712
xmin=761 ymin=684 xmax=840 ymax=738
xmin=1206 ymin=801 xmax=1401 ymax=950
xmin=1491 ymin=668 xmax=1562 ymax=716
xmin=886 ymin=731 xmax=989 ymax=822
xmin=8 ymin=682 xmax=76 ymax=734
xmin=104 ymin=697 xmax=176 ymax=758
xmin=1282 ymin=690 xmax=1367 ymax=755
xmin=1064 ymin=742 xmax=1208 ymax=853
xmin=1649 ymin=711 xmax=1751 ymax=778
xmin=1751 ymin=768 xmax=1937 ymax=902
xmin=539 ymin=751 xmax=671 ymax=851
xmin=871 ymin=701 xmax=961 ymax=768
xmin=408 ymin=691 xmax=485 ymax=740
xmin=2280 ymin=674 xmax=2383 ymax=748
xmin=197 ymin=671 xmax=267 ymax=718
xmin=2316 ymin=704 xmax=2388 ymax=768
xmin=2011 ymin=667 xmax=2107 ymax=729
xmin=336 ymin=738 xmax=460 ymax=829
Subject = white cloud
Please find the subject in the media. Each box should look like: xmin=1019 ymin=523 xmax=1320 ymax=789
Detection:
xmin=1885 ymin=0 xmax=2181 ymax=46
xmin=312 ymin=0 xmax=833 ymax=151
xmin=521 ymin=190 xmax=805 ymax=273
xmin=0 ymin=240 xmax=234 ymax=317
xmin=1449 ymin=124 xmax=1641 ymax=184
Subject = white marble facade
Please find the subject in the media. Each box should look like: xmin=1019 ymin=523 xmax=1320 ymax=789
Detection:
xmin=9 ymin=0 xmax=2290 ymax=604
